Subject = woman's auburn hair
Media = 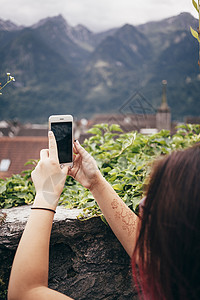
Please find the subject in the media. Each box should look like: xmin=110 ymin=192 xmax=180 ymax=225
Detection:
xmin=132 ymin=144 xmax=200 ymax=300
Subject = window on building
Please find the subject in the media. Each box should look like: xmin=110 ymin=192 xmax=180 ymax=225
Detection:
xmin=0 ymin=159 xmax=11 ymax=172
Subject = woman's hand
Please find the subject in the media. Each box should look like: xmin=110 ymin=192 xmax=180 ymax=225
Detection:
xmin=68 ymin=140 xmax=103 ymax=190
xmin=31 ymin=131 xmax=68 ymax=209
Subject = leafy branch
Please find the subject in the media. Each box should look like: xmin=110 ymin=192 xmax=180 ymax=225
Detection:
xmin=190 ymin=0 xmax=200 ymax=66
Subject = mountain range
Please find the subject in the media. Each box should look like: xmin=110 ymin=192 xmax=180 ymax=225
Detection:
xmin=0 ymin=12 xmax=199 ymax=123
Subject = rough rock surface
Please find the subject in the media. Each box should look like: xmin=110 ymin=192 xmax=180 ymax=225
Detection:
xmin=0 ymin=206 xmax=138 ymax=299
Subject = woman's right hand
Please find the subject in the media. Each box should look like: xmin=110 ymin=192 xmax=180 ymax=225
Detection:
xmin=68 ymin=140 xmax=103 ymax=190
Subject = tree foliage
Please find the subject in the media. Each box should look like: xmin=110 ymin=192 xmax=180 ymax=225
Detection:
xmin=190 ymin=0 xmax=200 ymax=65
xmin=1 ymin=124 xmax=200 ymax=220
xmin=190 ymin=0 xmax=199 ymax=39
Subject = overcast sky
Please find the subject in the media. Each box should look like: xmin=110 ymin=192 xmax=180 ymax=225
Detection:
xmin=0 ymin=0 xmax=198 ymax=32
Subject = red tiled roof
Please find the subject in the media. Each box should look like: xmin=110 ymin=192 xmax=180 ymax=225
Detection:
xmin=0 ymin=137 xmax=48 ymax=179
xmin=17 ymin=128 xmax=48 ymax=137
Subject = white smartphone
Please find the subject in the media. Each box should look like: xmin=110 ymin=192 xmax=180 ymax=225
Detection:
xmin=49 ymin=115 xmax=73 ymax=167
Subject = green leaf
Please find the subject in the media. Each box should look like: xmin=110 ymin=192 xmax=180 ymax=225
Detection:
xmin=94 ymin=123 xmax=108 ymax=130
xmin=112 ymin=183 xmax=124 ymax=191
xmin=192 ymin=0 xmax=199 ymax=12
xmin=100 ymin=215 xmax=108 ymax=225
xmin=109 ymin=124 xmax=123 ymax=132
xmin=190 ymin=26 xmax=200 ymax=42
xmin=87 ymin=127 xmax=102 ymax=136
xmin=109 ymin=168 xmax=120 ymax=175
xmin=24 ymin=159 xmax=38 ymax=166
xmin=102 ymin=167 xmax=112 ymax=173
xmin=3 ymin=203 xmax=13 ymax=209
xmin=0 ymin=184 xmax=7 ymax=194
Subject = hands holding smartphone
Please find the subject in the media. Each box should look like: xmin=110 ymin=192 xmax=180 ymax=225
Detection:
xmin=31 ymin=115 xmax=103 ymax=210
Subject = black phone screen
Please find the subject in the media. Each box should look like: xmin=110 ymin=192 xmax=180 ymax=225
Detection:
xmin=51 ymin=122 xmax=72 ymax=163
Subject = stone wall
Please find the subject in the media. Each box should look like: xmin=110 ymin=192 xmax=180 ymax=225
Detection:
xmin=0 ymin=206 xmax=138 ymax=299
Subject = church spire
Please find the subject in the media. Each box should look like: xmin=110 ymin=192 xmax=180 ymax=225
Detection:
xmin=156 ymin=80 xmax=171 ymax=131
xmin=158 ymin=80 xmax=170 ymax=112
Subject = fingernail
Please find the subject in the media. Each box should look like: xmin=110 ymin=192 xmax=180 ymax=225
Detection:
xmin=49 ymin=131 xmax=53 ymax=136
xmin=75 ymin=140 xmax=79 ymax=144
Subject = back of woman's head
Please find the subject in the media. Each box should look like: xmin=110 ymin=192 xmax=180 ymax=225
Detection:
xmin=132 ymin=144 xmax=200 ymax=300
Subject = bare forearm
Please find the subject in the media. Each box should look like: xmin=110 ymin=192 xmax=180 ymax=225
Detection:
xmin=8 ymin=196 xmax=54 ymax=298
xmin=90 ymin=174 xmax=139 ymax=257
xmin=8 ymin=132 xmax=73 ymax=300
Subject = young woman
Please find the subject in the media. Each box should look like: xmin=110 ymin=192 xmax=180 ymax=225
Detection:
xmin=8 ymin=131 xmax=200 ymax=300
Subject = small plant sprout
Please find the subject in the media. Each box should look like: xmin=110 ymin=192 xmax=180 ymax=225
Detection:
xmin=190 ymin=0 xmax=200 ymax=67
xmin=0 ymin=73 xmax=15 ymax=95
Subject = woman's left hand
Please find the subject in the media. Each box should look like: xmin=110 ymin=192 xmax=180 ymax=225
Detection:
xmin=31 ymin=131 xmax=69 ymax=209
